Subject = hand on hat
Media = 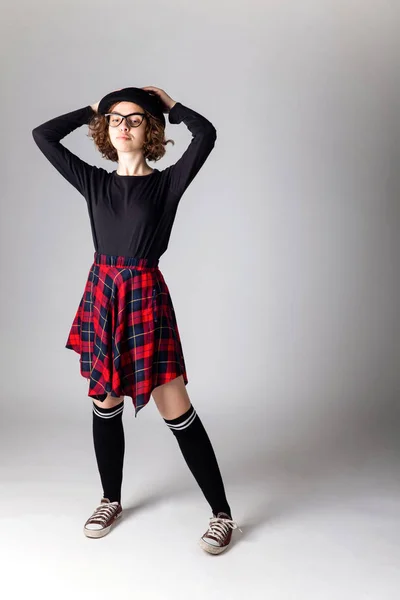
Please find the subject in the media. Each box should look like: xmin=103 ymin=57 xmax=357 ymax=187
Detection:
xmin=141 ymin=86 xmax=176 ymax=113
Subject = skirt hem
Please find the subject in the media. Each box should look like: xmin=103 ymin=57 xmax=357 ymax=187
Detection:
xmin=66 ymin=344 xmax=188 ymax=418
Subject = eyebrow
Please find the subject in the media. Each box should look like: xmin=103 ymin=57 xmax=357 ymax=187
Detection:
xmin=108 ymin=111 xmax=142 ymax=116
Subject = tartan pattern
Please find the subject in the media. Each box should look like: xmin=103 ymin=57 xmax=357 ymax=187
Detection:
xmin=66 ymin=252 xmax=188 ymax=417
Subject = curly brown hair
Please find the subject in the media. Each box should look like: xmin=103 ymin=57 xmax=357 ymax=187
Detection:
xmin=87 ymin=101 xmax=175 ymax=163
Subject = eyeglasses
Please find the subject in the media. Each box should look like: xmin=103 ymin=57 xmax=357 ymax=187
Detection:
xmin=105 ymin=112 xmax=146 ymax=128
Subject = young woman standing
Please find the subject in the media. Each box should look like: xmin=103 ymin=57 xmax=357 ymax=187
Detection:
xmin=32 ymin=86 xmax=242 ymax=553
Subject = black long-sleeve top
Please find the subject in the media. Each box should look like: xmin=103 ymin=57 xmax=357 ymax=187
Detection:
xmin=32 ymin=101 xmax=217 ymax=259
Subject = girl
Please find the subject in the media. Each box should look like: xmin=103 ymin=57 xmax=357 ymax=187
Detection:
xmin=32 ymin=86 xmax=242 ymax=553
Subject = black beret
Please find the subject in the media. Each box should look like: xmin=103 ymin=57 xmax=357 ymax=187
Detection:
xmin=98 ymin=87 xmax=166 ymax=127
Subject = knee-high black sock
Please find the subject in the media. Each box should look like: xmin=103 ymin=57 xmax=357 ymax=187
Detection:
xmin=92 ymin=399 xmax=125 ymax=504
xmin=164 ymin=404 xmax=231 ymax=518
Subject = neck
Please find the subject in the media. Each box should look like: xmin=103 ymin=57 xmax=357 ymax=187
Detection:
xmin=116 ymin=155 xmax=152 ymax=176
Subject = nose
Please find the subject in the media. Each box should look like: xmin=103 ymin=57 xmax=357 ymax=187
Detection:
xmin=118 ymin=116 xmax=131 ymax=131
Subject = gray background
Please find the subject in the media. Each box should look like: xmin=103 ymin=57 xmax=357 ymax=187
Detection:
xmin=1 ymin=0 xmax=399 ymax=598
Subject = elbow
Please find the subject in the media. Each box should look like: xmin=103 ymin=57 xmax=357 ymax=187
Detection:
xmin=211 ymin=126 xmax=217 ymax=148
xmin=207 ymin=124 xmax=217 ymax=145
xmin=32 ymin=127 xmax=46 ymax=147
xmin=31 ymin=128 xmax=39 ymax=146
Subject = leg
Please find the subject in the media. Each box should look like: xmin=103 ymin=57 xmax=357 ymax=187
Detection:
xmin=92 ymin=393 xmax=125 ymax=504
xmin=93 ymin=394 xmax=125 ymax=409
xmin=151 ymin=375 xmax=191 ymax=419
xmin=152 ymin=377 xmax=231 ymax=518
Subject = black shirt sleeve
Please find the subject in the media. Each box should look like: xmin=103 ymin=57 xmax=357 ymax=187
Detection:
xmin=163 ymin=101 xmax=217 ymax=199
xmin=31 ymin=105 xmax=97 ymax=198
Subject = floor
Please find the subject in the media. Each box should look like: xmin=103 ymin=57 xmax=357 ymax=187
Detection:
xmin=2 ymin=405 xmax=399 ymax=600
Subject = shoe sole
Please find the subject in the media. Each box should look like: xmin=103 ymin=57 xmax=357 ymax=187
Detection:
xmin=83 ymin=510 xmax=122 ymax=538
xmin=198 ymin=537 xmax=228 ymax=554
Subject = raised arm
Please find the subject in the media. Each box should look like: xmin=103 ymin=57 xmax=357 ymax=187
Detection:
xmin=164 ymin=101 xmax=217 ymax=199
xmin=32 ymin=105 xmax=97 ymax=197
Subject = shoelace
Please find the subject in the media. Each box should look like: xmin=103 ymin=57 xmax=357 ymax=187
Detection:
xmin=88 ymin=502 xmax=120 ymax=525
xmin=205 ymin=516 xmax=243 ymax=542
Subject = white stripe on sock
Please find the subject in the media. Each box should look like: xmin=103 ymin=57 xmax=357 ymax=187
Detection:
xmin=165 ymin=406 xmax=197 ymax=430
xmin=92 ymin=403 xmax=124 ymax=419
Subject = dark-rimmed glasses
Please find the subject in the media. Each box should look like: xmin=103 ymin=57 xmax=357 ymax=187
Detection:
xmin=105 ymin=112 xmax=146 ymax=128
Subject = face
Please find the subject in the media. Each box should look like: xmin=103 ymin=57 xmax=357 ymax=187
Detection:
xmin=107 ymin=101 xmax=148 ymax=152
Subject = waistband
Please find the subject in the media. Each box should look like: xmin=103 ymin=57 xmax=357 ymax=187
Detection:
xmin=93 ymin=251 xmax=159 ymax=269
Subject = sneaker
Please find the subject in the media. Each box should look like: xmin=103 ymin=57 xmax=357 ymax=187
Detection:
xmin=199 ymin=511 xmax=243 ymax=554
xmin=83 ymin=497 xmax=123 ymax=538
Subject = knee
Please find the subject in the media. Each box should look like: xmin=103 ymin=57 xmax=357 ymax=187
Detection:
xmin=152 ymin=375 xmax=190 ymax=419
xmin=92 ymin=394 xmax=125 ymax=409
xmin=92 ymin=397 xmax=124 ymax=422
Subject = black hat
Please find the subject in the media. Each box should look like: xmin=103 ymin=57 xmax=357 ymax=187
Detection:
xmin=98 ymin=87 xmax=166 ymax=127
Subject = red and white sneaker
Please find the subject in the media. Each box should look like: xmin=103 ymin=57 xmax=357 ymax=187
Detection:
xmin=199 ymin=511 xmax=243 ymax=554
xmin=83 ymin=497 xmax=122 ymax=538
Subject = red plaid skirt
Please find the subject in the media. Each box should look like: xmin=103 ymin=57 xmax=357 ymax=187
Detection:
xmin=65 ymin=251 xmax=188 ymax=418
